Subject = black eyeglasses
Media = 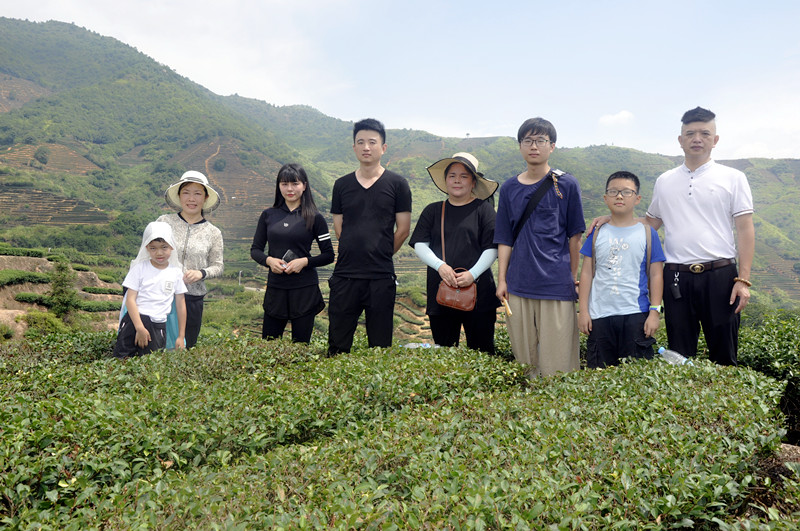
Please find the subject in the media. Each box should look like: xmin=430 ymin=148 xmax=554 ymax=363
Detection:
xmin=520 ymin=137 xmax=551 ymax=147
xmin=605 ymin=189 xmax=637 ymax=198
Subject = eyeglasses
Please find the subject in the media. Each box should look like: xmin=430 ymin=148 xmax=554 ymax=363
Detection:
xmin=520 ymin=137 xmax=551 ymax=147
xmin=605 ymin=189 xmax=637 ymax=198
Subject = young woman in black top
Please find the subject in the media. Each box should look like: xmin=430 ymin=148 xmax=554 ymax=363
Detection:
xmin=250 ymin=164 xmax=334 ymax=342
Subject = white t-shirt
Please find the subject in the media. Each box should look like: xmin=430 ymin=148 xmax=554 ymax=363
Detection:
xmin=122 ymin=261 xmax=187 ymax=323
xmin=646 ymin=159 xmax=753 ymax=264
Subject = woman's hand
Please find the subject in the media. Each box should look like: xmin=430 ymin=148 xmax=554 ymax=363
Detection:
xmin=454 ymin=269 xmax=475 ymax=287
xmin=183 ymin=269 xmax=204 ymax=284
xmin=265 ymin=257 xmax=286 ymax=274
xmin=283 ymin=257 xmax=309 ymax=274
xmin=437 ymin=263 xmax=457 ymax=287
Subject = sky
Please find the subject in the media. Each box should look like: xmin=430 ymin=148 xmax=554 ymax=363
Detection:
xmin=3 ymin=0 xmax=800 ymax=160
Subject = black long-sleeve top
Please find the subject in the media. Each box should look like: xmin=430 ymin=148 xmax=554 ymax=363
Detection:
xmin=250 ymin=205 xmax=334 ymax=289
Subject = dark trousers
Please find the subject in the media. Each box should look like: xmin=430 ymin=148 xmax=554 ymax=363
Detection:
xmin=184 ymin=294 xmax=205 ymax=348
xmin=327 ymin=275 xmax=396 ymax=356
xmin=262 ymin=312 xmax=316 ymax=343
xmin=663 ymin=263 xmax=739 ymax=365
xmin=428 ymin=309 xmax=497 ymax=355
xmin=113 ymin=313 xmax=166 ymax=358
xmin=586 ymin=312 xmax=655 ymax=369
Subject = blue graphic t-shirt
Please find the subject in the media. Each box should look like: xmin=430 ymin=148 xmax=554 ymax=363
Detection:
xmin=580 ymin=223 xmax=665 ymax=319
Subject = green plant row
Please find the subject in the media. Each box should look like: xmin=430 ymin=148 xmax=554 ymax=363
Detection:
xmin=142 ymin=363 xmax=790 ymax=530
xmin=13 ymin=293 xmax=121 ymax=313
xmin=0 ymin=245 xmax=46 ymax=258
xmin=81 ymin=286 xmax=123 ymax=295
xmin=0 ymin=269 xmax=50 ymax=287
xmin=0 ymin=338 xmax=791 ymax=529
xmin=0 ymin=338 xmax=527 ymax=527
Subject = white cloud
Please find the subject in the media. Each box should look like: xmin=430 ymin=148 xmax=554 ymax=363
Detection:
xmin=598 ymin=110 xmax=635 ymax=127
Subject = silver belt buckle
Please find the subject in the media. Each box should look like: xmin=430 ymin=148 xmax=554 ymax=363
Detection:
xmin=689 ymin=263 xmax=705 ymax=273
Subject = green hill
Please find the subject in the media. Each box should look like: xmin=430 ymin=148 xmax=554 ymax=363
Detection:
xmin=1 ymin=17 xmax=799 ymax=306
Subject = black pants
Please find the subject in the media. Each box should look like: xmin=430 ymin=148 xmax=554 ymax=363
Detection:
xmin=327 ymin=275 xmax=396 ymax=356
xmin=113 ymin=313 xmax=166 ymax=358
xmin=586 ymin=312 xmax=655 ymax=369
xmin=184 ymin=294 xmax=205 ymax=348
xmin=663 ymin=263 xmax=739 ymax=365
xmin=262 ymin=312 xmax=317 ymax=343
xmin=428 ymin=309 xmax=497 ymax=355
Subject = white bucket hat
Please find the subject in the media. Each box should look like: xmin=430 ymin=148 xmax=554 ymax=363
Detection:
xmin=426 ymin=152 xmax=498 ymax=201
xmin=164 ymin=171 xmax=221 ymax=212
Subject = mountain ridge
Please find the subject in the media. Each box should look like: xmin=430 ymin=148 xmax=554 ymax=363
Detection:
xmin=1 ymin=17 xmax=799 ymax=305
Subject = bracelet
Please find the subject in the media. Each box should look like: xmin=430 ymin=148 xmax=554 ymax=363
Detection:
xmin=734 ymin=277 xmax=752 ymax=287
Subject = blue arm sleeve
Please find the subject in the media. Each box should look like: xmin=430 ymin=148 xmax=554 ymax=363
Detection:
xmin=414 ymin=242 xmax=445 ymax=271
xmin=468 ymin=248 xmax=498 ymax=279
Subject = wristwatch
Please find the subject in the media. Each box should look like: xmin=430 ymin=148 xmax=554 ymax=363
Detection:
xmin=649 ymin=305 xmax=663 ymax=314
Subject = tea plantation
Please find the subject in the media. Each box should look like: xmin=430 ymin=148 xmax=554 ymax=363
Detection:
xmin=2 ymin=330 xmax=800 ymax=529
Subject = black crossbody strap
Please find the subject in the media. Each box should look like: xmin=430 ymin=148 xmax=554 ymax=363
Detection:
xmin=511 ymin=172 xmax=554 ymax=245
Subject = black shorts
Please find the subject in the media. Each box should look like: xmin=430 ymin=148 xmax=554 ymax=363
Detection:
xmin=112 ymin=312 xmax=166 ymax=358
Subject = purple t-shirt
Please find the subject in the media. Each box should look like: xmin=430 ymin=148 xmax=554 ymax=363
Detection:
xmin=494 ymin=172 xmax=585 ymax=301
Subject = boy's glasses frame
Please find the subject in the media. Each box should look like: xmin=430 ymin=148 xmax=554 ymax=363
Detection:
xmin=605 ymin=189 xmax=637 ymax=198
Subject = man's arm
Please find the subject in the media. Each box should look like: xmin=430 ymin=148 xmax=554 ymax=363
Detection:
xmin=731 ymin=213 xmax=755 ymax=313
xmin=332 ymin=214 xmax=343 ymax=240
xmin=495 ymin=244 xmax=512 ymax=301
xmin=569 ymin=233 xmax=582 ymax=282
xmin=393 ymin=212 xmax=411 ymax=254
xmin=645 ymin=215 xmax=663 ymax=231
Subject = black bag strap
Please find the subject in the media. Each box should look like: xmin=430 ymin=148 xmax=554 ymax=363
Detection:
xmin=511 ymin=170 xmax=561 ymax=245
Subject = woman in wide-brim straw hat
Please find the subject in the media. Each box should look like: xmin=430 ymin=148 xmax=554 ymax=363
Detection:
xmin=157 ymin=170 xmax=224 ymax=348
xmin=408 ymin=152 xmax=501 ymax=354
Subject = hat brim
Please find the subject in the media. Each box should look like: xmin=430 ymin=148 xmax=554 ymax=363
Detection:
xmin=165 ymin=181 xmax=221 ymax=212
xmin=426 ymin=158 xmax=499 ymax=201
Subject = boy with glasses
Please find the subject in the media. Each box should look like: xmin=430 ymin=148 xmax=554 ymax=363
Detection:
xmin=578 ymin=171 xmax=665 ymax=368
xmin=494 ymin=117 xmax=585 ymax=377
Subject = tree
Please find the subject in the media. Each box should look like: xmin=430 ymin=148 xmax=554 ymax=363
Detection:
xmin=33 ymin=146 xmax=50 ymax=165
xmin=47 ymin=258 xmax=79 ymax=319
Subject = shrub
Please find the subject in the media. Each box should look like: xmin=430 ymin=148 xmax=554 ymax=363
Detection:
xmin=0 ymin=340 xmax=789 ymax=528
xmin=0 ymin=269 xmax=50 ymax=287
xmin=0 ymin=246 xmax=46 ymax=258
xmin=18 ymin=309 xmax=69 ymax=338
xmin=0 ymin=323 xmax=13 ymax=341
xmin=82 ymin=287 xmax=124 ymax=295
xmin=14 ymin=293 xmax=48 ymax=305
xmin=738 ymin=309 xmax=800 ymax=442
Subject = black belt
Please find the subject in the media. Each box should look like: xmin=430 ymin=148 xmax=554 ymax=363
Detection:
xmin=665 ymin=258 xmax=736 ymax=274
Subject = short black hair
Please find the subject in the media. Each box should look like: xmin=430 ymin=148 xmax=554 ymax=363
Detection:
xmin=517 ymin=117 xmax=557 ymax=144
xmin=353 ymin=118 xmax=386 ymax=144
xmin=681 ymin=106 xmax=716 ymax=125
xmin=605 ymin=171 xmax=640 ymax=194
xmin=148 ymin=237 xmax=167 ymax=244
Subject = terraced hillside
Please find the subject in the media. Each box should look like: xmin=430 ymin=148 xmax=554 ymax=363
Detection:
xmin=0 ymin=74 xmax=51 ymax=112
xmin=0 ymin=185 xmax=109 ymax=225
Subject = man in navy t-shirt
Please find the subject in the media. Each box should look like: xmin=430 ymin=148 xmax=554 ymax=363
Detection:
xmin=327 ymin=118 xmax=412 ymax=356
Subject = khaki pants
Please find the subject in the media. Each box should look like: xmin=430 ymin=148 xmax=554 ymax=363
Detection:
xmin=507 ymin=295 xmax=579 ymax=377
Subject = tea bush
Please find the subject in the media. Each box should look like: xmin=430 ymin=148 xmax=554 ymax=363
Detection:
xmin=1 ymin=334 xmax=797 ymax=528
xmin=739 ymin=310 xmax=800 ymax=442
xmin=0 ymin=269 xmax=50 ymax=287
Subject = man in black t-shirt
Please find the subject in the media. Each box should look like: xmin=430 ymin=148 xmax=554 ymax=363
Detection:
xmin=327 ymin=118 xmax=412 ymax=356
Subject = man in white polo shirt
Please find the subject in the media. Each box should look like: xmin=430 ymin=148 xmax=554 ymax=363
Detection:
xmin=646 ymin=106 xmax=754 ymax=365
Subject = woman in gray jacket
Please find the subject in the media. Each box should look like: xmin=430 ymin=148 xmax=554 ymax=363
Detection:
xmin=158 ymin=171 xmax=224 ymax=347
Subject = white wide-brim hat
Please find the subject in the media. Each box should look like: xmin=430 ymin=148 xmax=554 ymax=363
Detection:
xmin=164 ymin=170 xmax=221 ymax=212
xmin=426 ymin=152 xmax=498 ymax=201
